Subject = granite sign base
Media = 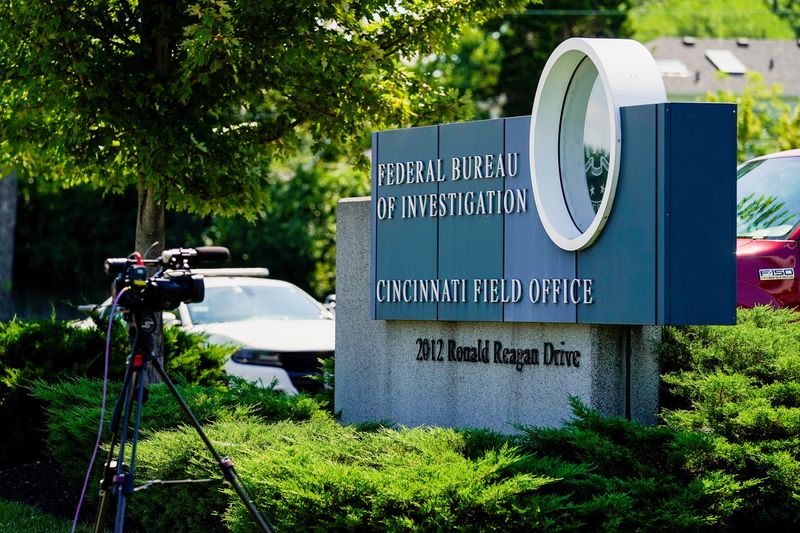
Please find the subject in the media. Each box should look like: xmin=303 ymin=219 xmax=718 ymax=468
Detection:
xmin=336 ymin=198 xmax=661 ymax=431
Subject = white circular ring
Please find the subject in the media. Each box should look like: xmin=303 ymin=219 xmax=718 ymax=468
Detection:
xmin=530 ymin=38 xmax=666 ymax=251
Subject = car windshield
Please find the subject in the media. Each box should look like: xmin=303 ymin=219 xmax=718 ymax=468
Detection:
xmin=737 ymin=157 xmax=800 ymax=239
xmin=187 ymin=284 xmax=326 ymax=324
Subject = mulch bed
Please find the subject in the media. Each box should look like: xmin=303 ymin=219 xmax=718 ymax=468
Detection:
xmin=0 ymin=459 xmax=83 ymax=519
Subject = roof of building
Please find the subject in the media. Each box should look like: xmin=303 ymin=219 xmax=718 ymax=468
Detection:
xmin=645 ymin=37 xmax=800 ymax=97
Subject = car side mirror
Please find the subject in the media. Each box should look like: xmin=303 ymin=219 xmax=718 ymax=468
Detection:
xmin=163 ymin=311 xmax=181 ymax=327
xmin=77 ymin=304 xmax=99 ymax=316
xmin=324 ymin=294 xmax=336 ymax=314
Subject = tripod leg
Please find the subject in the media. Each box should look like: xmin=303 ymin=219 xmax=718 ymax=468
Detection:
xmin=113 ymin=359 xmax=147 ymax=533
xmin=93 ymin=359 xmax=136 ymax=533
xmin=149 ymin=358 xmax=273 ymax=533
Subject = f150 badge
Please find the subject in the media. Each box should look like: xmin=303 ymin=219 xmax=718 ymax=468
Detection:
xmin=759 ymin=268 xmax=795 ymax=281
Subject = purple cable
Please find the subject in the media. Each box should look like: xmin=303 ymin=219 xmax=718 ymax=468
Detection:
xmin=71 ymin=287 xmax=128 ymax=533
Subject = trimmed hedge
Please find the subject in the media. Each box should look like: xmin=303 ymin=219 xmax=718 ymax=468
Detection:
xmin=34 ymin=393 xmax=748 ymax=531
xmin=130 ymin=410 xmax=743 ymax=532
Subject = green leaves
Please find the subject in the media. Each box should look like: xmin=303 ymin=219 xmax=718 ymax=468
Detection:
xmin=627 ymin=0 xmax=795 ymax=42
xmin=659 ymin=306 xmax=800 ymax=526
xmin=705 ymin=73 xmax=800 ymax=161
xmin=14 ymin=304 xmax=800 ymax=530
xmin=0 ymin=0 xmax=530 ymax=224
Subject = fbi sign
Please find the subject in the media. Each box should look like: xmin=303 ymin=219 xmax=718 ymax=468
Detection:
xmin=370 ymin=38 xmax=737 ymax=326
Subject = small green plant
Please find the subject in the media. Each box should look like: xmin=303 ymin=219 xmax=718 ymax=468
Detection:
xmin=309 ymin=355 xmax=335 ymax=409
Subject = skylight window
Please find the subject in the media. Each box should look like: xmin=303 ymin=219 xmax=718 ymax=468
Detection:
xmin=655 ymin=59 xmax=691 ymax=78
xmin=705 ymin=49 xmax=747 ymax=74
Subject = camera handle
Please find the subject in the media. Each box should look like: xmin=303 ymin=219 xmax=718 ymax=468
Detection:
xmin=93 ymin=309 xmax=273 ymax=533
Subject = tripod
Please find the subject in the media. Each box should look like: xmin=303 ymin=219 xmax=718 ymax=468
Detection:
xmin=92 ymin=308 xmax=273 ymax=533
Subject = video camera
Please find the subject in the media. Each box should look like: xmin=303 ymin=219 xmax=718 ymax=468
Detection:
xmin=105 ymin=246 xmax=229 ymax=311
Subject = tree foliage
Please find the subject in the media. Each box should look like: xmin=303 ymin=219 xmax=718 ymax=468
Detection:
xmin=772 ymin=0 xmax=800 ymax=36
xmin=413 ymin=1 xmax=632 ymax=118
xmin=411 ymin=26 xmax=506 ymax=119
xmin=494 ymin=1 xmax=632 ymax=117
xmin=0 ymin=0 xmax=530 ymax=253
xmin=187 ymin=154 xmax=371 ymax=298
xmin=626 ymin=0 xmax=796 ymax=42
xmin=705 ymin=73 xmax=800 ymax=161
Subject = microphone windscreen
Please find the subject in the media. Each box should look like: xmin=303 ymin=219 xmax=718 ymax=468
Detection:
xmin=195 ymin=246 xmax=230 ymax=262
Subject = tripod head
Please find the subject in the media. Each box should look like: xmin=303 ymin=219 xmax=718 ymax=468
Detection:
xmin=105 ymin=246 xmax=229 ymax=311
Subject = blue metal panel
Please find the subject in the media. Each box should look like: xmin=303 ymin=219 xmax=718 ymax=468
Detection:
xmin=503 ymin=116 xmax=577 ymax=322
xmin=661 ymin=103 xmax=737 ymax=325
xmin=374 ymin=126 xmax=439 ymax=320
xmin=438 ymin=120 xmax=505 ymax=321
xmin=578 ymin=105 xmax=658 ymax=324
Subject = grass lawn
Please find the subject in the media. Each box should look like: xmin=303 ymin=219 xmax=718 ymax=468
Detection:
xmin=0 ymin=500 xmax=92 ymax=533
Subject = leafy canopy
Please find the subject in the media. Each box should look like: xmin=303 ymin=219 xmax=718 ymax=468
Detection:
xmin=705 ymin=73 xmax=800 ymax=161
xmin=627 ymin=0 xmax=795 ymax=42
xmin=414 ymin=1 xmax=633 ymax=118
xmin=0 ymin=0 xmax=530 ymax=218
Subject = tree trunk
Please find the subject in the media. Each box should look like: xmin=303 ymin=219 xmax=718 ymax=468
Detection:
xmin=136 ymin=177 xmax=166 ymax=259
xmin=0 ymin=172 xmax=17 ymax=321
xmin=136 ymin=0 xmax=174 ymax=383
xmin=136 ymin=177 xmax=166 ymax=383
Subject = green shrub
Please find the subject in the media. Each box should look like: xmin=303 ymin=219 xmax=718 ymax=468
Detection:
xmin=0 ymin=315 xmax=232 ymax=467
xmin=0 ymin=318 xmax=114 ymax=467
xmin=659 ymin=306 xmax=800 ymax=528
xmin=31 ymin=376 xmax=328 ymax=532
xmin=30 ymin=376 xmax=328 ymax=482
xmin=511 ymin=398 xmax=745 ymax=530
xmin=125 ymin=403 xmax=747 ymax=532
xmin=162 ymin=324 xmax=232 ymax=387
xmin=309 ymin=355 xmax=335 ymax=410
xmin=120 ymin=306 xmax=799 ymax=530
xmin=130 ymin=419 xmax=554 ymax=532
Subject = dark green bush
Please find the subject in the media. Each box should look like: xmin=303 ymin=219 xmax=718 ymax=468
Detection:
xmin=0 ymin=318 xmax=112 ymax=467
xmin=511 ymin=398 xmax=744 ymax=530
xmin=659 ymin=306 xmax=800 ymax=528
xmin=0 ymin=316 xmax=231 ymax=467
xmin=162 ymin=323 xmax=233 ymax=387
